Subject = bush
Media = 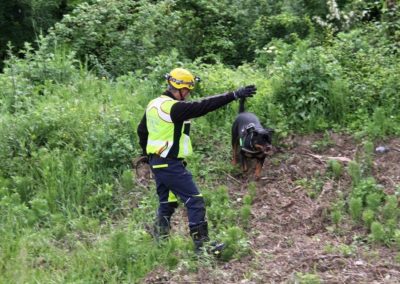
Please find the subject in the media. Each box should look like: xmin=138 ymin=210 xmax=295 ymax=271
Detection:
xmin=327 ymin=159 xmax=343 ymax=179
xmin=382 ymin=195 xmax=399 ymax=222
xmin=45 ymin=0 xmax=184 ymax=77
xmin=271 ymin=46 xmax=349 ymax=131
xmin=0 ymin=42 xmax=79 ymax=113
xmin=250 ymin=13 xmax=312 ymax=49
xmin=351 ymin=177 xmax=384 ymax=206
xmin=219 ymin=226 xmax=250 ymax=261
xmin=332 ymin=25 xmax=400 ymax=137
xmin=362 ymin=209 xmax=375 ymax=228
xmin=370 ymin=221 xmax=385 ymax=243
xmin=349 ymin=197 xmax=363 ymax=221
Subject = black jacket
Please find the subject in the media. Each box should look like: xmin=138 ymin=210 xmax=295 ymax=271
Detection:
xmin=137 ymin=90 xmax=235 ymax=157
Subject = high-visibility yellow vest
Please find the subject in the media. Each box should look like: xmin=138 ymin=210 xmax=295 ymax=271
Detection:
xmin=146 ymin=95 xmax=193 ymax=158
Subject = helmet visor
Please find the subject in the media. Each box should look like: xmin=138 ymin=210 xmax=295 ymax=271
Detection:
xmin=168 ymin=76 xmax=201 ymax=90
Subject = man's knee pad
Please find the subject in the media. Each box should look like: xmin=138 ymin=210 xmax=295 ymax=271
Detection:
xmin=185 ymin=196 xmax=205 ymax=210
xmin=185 ymin=196 xmax=206 ymax=225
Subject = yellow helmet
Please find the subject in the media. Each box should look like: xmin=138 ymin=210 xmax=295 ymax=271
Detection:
xmin=165 ymin=68 xmax=200 ymax=90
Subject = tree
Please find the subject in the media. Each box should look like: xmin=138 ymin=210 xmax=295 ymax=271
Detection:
xmin=0 ymin=0 xmax=88 ymax=70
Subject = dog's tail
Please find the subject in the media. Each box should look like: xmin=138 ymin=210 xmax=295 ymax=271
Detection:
xmin=239 ymin=97 xmax=246 ymax=113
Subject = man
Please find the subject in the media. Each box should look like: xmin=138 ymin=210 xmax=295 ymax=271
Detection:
xmin=137 ymin=67 xmax=256 ymax=253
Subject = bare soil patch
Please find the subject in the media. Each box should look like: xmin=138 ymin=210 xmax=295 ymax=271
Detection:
xmin=143 ymin=133 xmax=400 ymax=284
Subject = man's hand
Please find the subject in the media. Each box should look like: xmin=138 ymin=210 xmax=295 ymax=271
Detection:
xmin=233 ymin=85 xmax=257 ymax=99
xmin=132 ymin=155 xmax=148 ymax=166
xmin=132 ymin=155 xmax=151 ymax=188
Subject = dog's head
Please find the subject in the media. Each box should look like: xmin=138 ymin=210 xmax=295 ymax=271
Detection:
xmin=247 ymin=125 xmax=274 ymax=154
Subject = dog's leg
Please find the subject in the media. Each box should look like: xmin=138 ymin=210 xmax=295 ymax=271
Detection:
xmin=232 ymin=142 xmax=238 ymax=165
xmin=241 ymin=156 xmax=248 ymax=173
xmin=255 ymin=157 xmax=265 ymax=179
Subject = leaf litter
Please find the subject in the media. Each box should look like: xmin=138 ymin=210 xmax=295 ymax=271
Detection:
xmin=143 ymin=133 xmax=400 ymax=283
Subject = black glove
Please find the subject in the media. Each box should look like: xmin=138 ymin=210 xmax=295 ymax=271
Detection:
xmin=141 ymin=155 xmax=149 ymax=164
xmin=233 ymin=85 xmax=257 ymax=99
xmin=133 ymin=155 xmax=148 ymax=166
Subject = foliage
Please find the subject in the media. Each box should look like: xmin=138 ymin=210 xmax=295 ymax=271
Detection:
xmin=1 ymin=0 xmax=400 ymax=281
xmin=295 ymin=272 xmax=321 ymax=284
xmin=349 ymin=197 xmax=363 ymax=221
xmin=250 ymin=13 xmax=312 ymax=52
xmin=174 ymin=0 xmax=247 ymax=65
xmin=327 ymin=159 xmax=343 ymax=180
xmin=362 ymin=208 xmax=375 ymax=228
xmin=0 ymin=0 xmax=89 ymax=70
xmin=370 ymin=221 xmax=386 ymax=243
xmin=271 ymin=44 xmax=349 ymax=132
xmin=330 ymin=193 xmax=345 ymax=228
xmin=346 ymin=156 xmax=399 ymax=246
xmin=0 ymin=54 xmax=257 ymax=280
xmin=312 ymin=131 xmax=335 ymax=153
xmin=295 ymin=176 xmax=324 ymax=199
xmin=44 ymin=0 xmax=185 ymax=77
xmin=218 ymin=226 xmax=250 ymax=261
xmin=331 ymin=21 xmax=400 ymax=137
xmin=347 ymin=161 xmax=361 ymax=187
xmin=350 ymin=177 xmax=384 ymax=207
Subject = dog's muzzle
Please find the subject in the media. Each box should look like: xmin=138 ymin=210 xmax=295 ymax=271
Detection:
xmin=254 ymin=144 xmax=273 ymax=155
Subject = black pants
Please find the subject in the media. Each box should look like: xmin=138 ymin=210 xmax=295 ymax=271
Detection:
xmin=149 ymin=156 xmax=206 ymax=228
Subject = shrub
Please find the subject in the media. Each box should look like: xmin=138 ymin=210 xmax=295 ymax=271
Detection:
xmin=330 ymin=195 xmax=345 ymax=227
xmin=347 ymin=161 xmax=361 ymax=186
xmin=250 ymin=13 xmax=312 ymax=51
xmin=219 ymin=226 xmax=250 ymax=261
xmin=327 ymin=159 xmax=343 ymax=179
xmin=204 ymin=185 xmax=236 ymax=227
xmin=351 ymin=177 xmax=384 ymax=206
xmin=240 ymin=205 xmax=251 ymax=228
xmin=370 ymin=221 xmax=385 ymax=243
xmin=271 ymin=46 xmax=349 ymax=131
xmin=362 ymin=209 xmax=375 ymax=228
xmin=366 ymin=192 xmax=384 ymax=212
xmin=363 ymin=107 xmax=399 ymax=139
xmin=394 ymin=230 xmax=400 ymax=249
xmin=332 ymin=24 xmax=400 ymax=137
xmin=382 ymin=195 xmax=399 ymax=222
xmin=1 ymin=42 xmax=79 ymax=113
xmin=349 ymin=197 xmax=363 ymax=221
xmin=45 ymin=0 xmax=184 ymax=77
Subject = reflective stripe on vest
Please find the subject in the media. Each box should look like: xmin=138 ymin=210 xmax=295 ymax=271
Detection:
xmin=146 ymin=95 xmax=193 ymax=158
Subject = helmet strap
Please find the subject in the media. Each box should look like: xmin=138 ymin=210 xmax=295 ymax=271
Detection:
xmin=179 ymin=89 xmax=185 ymax=101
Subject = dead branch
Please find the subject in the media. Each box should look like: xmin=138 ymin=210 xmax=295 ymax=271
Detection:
xmin=226 ymin=173 xmax=242 ymax=184
xmin=305 ymin=153 xmax=352 ymax=163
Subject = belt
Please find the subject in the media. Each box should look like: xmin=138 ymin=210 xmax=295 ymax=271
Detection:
xmin=148 ymin=154 xmax=184 ymax=161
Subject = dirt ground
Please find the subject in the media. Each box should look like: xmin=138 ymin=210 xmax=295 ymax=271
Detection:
xmin=142 ymin=133 xmax=400 ymax=284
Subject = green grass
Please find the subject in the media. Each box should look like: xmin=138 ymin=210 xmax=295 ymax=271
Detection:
xmin=1 ymin=31 xmax=400 ymax=281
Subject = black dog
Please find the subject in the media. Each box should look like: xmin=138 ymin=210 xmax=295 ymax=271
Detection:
xmin=231 ymin=98 xmax=274 ymax=179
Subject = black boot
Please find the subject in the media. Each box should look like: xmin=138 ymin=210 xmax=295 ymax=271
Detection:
xmin=152 ymin=216 xmax=170 ymax=241
xmin=190 ymin=222 xmax=225 ymax=256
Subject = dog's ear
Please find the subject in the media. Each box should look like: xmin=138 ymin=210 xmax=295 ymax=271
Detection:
xmin=246 ymin=123 xmax=256 ymax=133
xmin=258 ymin=128 xmax=273 ymax=144
xmin=266 ymin=129 xmax=275 ymax=144
xmin=267 ymin=128 xmax=275 ymax=135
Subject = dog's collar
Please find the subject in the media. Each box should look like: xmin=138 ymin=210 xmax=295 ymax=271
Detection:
xmin=241 ymin=147 xmax=261 ymax=154
xmin=240 ymin=131 xmax=261 ymax=154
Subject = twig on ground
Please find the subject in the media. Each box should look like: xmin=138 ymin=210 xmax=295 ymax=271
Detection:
xmin=391 ymin=147 xmax=400 ymax=152
xmin=304 ymin=153 xmax=352 ymax=163
xmin=226 ymin=173 xmax=242 ymax=184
